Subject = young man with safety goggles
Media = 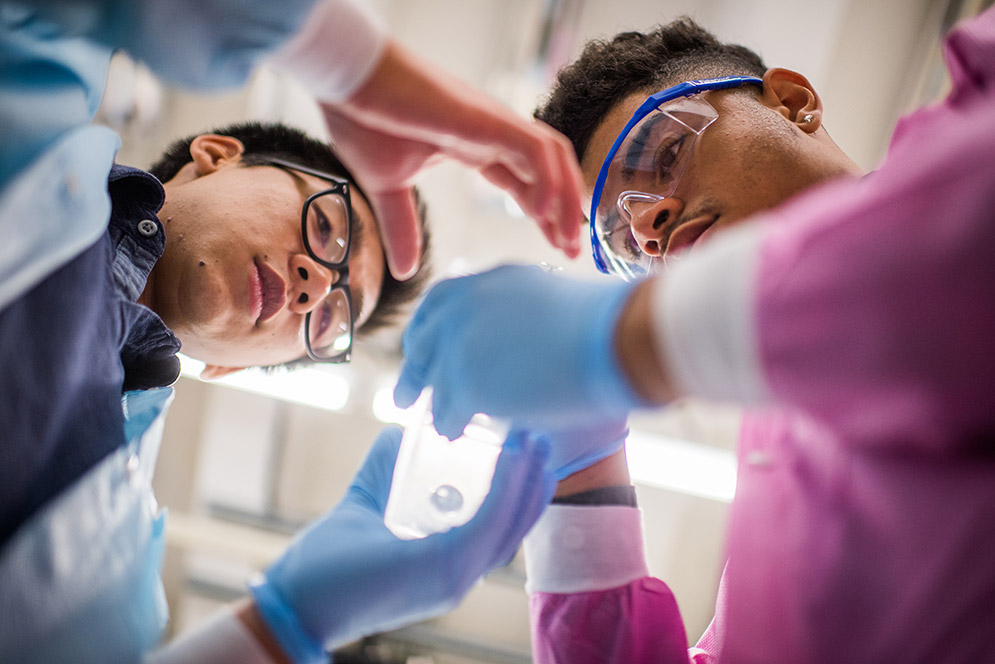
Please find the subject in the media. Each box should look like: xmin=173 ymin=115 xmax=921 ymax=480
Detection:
xmin=394 ymin=11 xmax=995 ymax=663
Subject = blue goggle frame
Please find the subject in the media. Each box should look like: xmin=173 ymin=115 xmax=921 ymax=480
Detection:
xmin=589 ymin=75 xmax=764 ymax=275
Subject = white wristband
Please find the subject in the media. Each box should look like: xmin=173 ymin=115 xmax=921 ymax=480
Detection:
xmin=524 ymin=505 xmax=649 ymax=594
xmin=654 ymin=222 xmax=770 ymax=404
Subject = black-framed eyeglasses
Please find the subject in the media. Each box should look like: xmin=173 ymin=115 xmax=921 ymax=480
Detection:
xmin=266 ymin=158 xmax=355 ymax=363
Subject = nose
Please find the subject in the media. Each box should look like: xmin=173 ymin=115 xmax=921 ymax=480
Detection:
xmin=287 ymin=253 xmax=338 ymax=315
xmin=627 ymin=195 xmax=685 ymax=257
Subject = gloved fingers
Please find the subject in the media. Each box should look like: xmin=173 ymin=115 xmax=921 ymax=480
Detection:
xmin=394 ymin=280 xmax=462 ymax=409
xmin=451 ymin=431 xmax=554 ymax=568
xmin=430 ymin=385 xmax=473 ymax=441
xmin=347 ymin=427 xmax=404 ymax=515
xmin=402 ymin=273 xmax=466 ymax=339
xmin=485 ymin=432 xmax=556 ymax=567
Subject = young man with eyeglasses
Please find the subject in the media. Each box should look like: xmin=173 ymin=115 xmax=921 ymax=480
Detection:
xmin=394 ymin=10 xmax=995 ymax=663
xmin=0 ymin=0 xmax=575 ymax=661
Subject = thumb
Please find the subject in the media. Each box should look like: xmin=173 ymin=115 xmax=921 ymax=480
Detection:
xmin=370 ymin=189 xmax=423 ymax=281
xmin=431 ymin=387 xmax=472 ymax=441
xmin=349 ymin=427 xmax=404 ymax=514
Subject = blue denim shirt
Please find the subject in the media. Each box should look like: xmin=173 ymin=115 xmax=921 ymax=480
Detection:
xmin=0 ymin=164 xmax=180 ymax=547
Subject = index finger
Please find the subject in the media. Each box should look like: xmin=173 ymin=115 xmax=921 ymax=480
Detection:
xmin=369 ymin=189 xmax=423 ymax=281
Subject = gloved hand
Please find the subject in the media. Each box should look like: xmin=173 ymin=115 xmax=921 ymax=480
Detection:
xmin=526 ymin=417 xmax=630 ymax=481
xmin=249 ymin=427 xmax=555 ymax=663
xmin=394 ymin=264 xmax=648 ymax=439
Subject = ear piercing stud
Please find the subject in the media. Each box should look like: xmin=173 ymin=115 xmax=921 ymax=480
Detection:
xmin=801 ymin=114 xmax=815 ymax=124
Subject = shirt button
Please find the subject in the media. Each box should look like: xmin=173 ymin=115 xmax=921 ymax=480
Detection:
xmin=746 ymin=450 xmax=773 ymax=468
xmin=137 ymin=219 xmax=158 ymax=237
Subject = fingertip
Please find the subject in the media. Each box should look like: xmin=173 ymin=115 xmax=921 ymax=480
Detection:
xmin=433 ymin=412 xmax=466 ymax=441
xmin=501 ymin=429 xmax=527 ymax=453
xmin=393 ymin=373 xmax=421 ymax=409
xmin=531 ymin=433 xmax=552 ymax=460
xmin=388 ymin=255 xmax=419 ymax=281
xmin=373 ymin=192 xmax=423 ymax=281
xmin=384 ymin=236 xmax=420 ymax=281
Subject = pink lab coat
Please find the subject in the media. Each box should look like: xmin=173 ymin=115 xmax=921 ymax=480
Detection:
xmin=528 ymin=8 xmax=995 ymax=663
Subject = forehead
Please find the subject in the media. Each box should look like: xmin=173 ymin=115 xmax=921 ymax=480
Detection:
xmin=580 ymin=91 xmax=657 ymax=195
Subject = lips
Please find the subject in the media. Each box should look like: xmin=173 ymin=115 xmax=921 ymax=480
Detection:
xmin=251 ymin=260 xmax=287 ymax=324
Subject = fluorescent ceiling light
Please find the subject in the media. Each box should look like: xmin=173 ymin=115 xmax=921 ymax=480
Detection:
xmin=626 ymin=429 xmax=737 ymax=503
xmin=372 ymin=384 xmax=417 ymax=427
xmin=179 ymin=355 xmax=350 ymax=412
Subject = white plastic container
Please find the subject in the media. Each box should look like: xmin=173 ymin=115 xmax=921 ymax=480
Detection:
xmin=384 ymin=389 xmax=508 ymax=539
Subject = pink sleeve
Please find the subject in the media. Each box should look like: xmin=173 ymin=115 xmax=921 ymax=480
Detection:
xmin=530 ymin=578 xmax=693 ymax=664
xmin=524 ymin=505 xmax=706 ymax=664
xmin=756 ymin=9 xmax=995 ymax=450
xmin=655 ymin=8 xmax=995 ymax=452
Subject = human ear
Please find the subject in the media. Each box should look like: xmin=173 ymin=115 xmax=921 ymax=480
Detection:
xmin=199 ymin=364 xmax=244 ymax=380
xmin=188 ymin=134 xmax=246 ymax=176
xmin=760 ymin=68 xmax=823 ymax=133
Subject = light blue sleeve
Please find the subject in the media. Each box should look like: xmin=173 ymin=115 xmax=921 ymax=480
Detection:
xmin=0 ymin=0 xmax=316 ymax=308
xmin=1 ymin=0 xmax=317 ymax=184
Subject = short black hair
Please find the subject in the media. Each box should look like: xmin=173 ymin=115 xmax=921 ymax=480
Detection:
xmin=535 ymin=17 xmax=767 ymax=163
xmin=148 ymin=121 xmax=432 ymax=363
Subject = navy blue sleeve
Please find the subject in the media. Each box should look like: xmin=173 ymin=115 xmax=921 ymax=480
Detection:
xmin=0 ymin=234 xmax=128 ymax=546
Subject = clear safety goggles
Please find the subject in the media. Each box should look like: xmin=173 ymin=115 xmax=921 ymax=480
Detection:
xmin=589 ymin=76 xmax=763 ymax=280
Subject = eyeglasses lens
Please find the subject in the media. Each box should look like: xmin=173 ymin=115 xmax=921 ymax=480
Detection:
xmin=308 ymin=288 xmax=352 ymax=360
xmin=306 ymin=193 xmax=351 ymax=265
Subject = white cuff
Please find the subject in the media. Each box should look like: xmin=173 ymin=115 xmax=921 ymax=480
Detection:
xmin=524 ymin=505 xmax=649 ymax=594
xmin=267 ymin=0 xmax=387 ymax=103
xmin=145 ymin=609 xmax=275 ymax=664
xmin=653 ymin=222 xmax=770 ymax=404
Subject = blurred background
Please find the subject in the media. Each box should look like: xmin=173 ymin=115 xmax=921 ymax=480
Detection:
xmin=96 ymin=0 xmax=988 ymax=661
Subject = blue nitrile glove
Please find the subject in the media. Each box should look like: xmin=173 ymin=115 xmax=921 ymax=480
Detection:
xmin=394 ymin=264 xmax=648 ymax=439
xmin=249 ymin=426 xmax=555 ymax=663
xmin=524 ymin=417 xmax=630 ymax=480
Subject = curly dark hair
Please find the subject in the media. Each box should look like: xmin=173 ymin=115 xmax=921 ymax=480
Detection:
xmin=535 ymin=17 xmax=767 ymax=164
xmin=148 ymin=121 xmax=432 ymax=365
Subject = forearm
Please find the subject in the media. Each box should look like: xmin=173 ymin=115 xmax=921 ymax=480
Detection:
xmin=146 ymin=601 xmax=290 ymax=664
xmin=236 ymin=601 xmax=293 ymax=664
xmin=613 ymin=281 xmax=678 ymax=407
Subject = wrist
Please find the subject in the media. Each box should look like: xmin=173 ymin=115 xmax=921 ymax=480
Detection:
xmin=235 ymin=600 xmax=294 ymax=664
xmin=553 ymin=449 xmax=630 ymax=498
xmin=247 ymin=576 xmax=326 ymax=664
xmin=582 ymin=279 xmax=653 ymax=413
xmin=614 ymin=278 xmax=678 ymax=405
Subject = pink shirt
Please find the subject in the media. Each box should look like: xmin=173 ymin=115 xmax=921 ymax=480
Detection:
xmin=527 ymin=7 xmax=995 ymax=663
